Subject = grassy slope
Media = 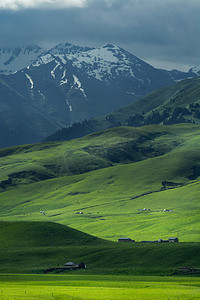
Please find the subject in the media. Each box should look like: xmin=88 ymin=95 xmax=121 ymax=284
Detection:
xmin=0 ymin=123 xmax=200 ymax=275
xmin=0 ymin=124 xmax=200 ymax=243
xmin=109 ymin=77 xmax=200 ymax=123
xmin=0 ymin=221 xmax=105 ymax=248
xmin=0 ymin=221 xmax=199 ymax=275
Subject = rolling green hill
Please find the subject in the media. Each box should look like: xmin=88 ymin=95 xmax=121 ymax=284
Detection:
xmin=0 ymin=123 xmax=200 ymax=244
xmin=111 ymin=77 xmax=200 ymax=124
xmin=0 ymin=221 xmax=105 ymax=248
xmin=117 ymin=77 xmax=200 ymax=127
xmin=0 ymin=221 xmax=199 ymax=275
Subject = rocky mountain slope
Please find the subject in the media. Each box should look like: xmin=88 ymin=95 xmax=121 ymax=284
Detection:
xmin=0 ymin=46 xmax=45 ymax=75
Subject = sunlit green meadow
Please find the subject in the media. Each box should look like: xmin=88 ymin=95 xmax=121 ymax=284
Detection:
xmin=0 ymin=160 xmax=199 ymax=242
xmin=0 ymin=274 xmax=200 ymax=299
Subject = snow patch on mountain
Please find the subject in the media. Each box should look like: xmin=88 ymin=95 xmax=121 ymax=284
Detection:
xmin=67 ymin=45 xmax=119 ymax=81
xmin=66 ymin=99 xmax=72 ymax=111
xmin=60 ymin=69 xmax=68 ymax=85
xmin=51 ymin=60 xmax=61 ymax=78
xmin=60 ymin=78 xmax=68 ymax=85
xmin=38 ymin=89 xmax=45 ymax=100
xmin=126 ymin=91 xmax=135 ymax=95
xmin=64 ymin=44 xmax=144 ymax=83
xmin=189 ymin=66 xmax=200 ymax=76
xmin=72 ymin=74 xmax=86 ymax=98
xmin=56 ymin=55 xmax=67 ymax=65
xmin=32 ymin=53 xmax=54 ymax=67
xmin=25 ymin=73 xmax=34 ymax=90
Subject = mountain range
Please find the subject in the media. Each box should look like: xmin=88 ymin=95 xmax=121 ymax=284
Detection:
xmin=0 ymin=42 xmax=199 ymax=148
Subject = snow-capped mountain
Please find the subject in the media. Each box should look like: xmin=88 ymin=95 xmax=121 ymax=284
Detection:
xmin=32 ymin=43 xmax=175 ymax=92
xmin=189 ymin=66 xmax=200 ymax=76
xmin=0 ymin=46 xmax=45 ymax=75
xmin=23 ymin=42 xmax=176 ymax=117
xmin=0 ymin=42 xmax=199 ymax=148
xmin=65 ymin=43 xmax=164 ymax=83
xmin=50 ymin=43 xmax=147 ymax=83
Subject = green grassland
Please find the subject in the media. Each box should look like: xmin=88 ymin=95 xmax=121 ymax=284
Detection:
xmin=0 ymin=124 xmax=200 ymax=242
xmin=0 ymin=123 xmax=200 ymax=277
xmin=0 ymin=220 xmax=199 ymax=275
xmin=0 ymin=274 xmax=200 ymax=299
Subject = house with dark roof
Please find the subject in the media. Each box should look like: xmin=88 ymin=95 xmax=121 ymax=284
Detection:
xmin=64 ymin=261 xmax=87 ymax=269
xmin=64 ymin=262 xmax=78 ymax=269
xmin=118 ymin=238 xmax=135 ymax=242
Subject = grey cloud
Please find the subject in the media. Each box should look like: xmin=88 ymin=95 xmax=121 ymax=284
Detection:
xmin=0 ymin=0 xmax=86 ymax=10
xmin=0 ymin=0 xmax=199 ymax=70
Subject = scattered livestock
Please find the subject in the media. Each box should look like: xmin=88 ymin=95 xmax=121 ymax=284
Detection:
xmin=138 ymin=208 xmax=173 ymax=212
xmin=40 ymin=210 xmax=46 ymax=215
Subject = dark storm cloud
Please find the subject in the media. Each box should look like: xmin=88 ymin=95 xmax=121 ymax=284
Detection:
xmin=0 ymin=0 xmax=199 ymax=70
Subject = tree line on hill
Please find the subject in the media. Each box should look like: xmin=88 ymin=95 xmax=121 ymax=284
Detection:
xmin=44 ymin=102 xmax=200 ymax=142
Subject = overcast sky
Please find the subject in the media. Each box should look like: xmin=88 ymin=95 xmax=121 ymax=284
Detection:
xmin=0 ymin=0 xmax=199 ymax=71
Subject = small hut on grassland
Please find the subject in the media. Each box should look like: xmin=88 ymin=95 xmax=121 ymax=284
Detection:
xmin=64 ymin=262 xmax=86 ymax=269
xmin=118 ymin=238 xmax=135 ymax=242
xmin=64 ymin=262 xmax=78 ymax=269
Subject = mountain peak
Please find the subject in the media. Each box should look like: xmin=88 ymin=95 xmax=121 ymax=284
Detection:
xmin=102 ymin=43 xmax=118 ymax=49
xmin=48 ymin=43 xmax=94 ymax=55
xmin=189 ymin=66 xmax=200 ymax=76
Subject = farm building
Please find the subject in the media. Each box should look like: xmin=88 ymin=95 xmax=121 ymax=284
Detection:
xmin=168 ymin=237 xmax=179 ymax=242
xmin=118 ymin=238 xmax=135 ymax=242
xmin=141 ymin=237 xmax=179 ymax=243
xmin=141 ymin=240 xmax=157 ymax=243
xmin=158 ymin=238 xmax=169 ymax=243
xmin=64 ymin=262 xmax=78 ymax=269
xmin=64 ymin=262 xmax=86 ymax=269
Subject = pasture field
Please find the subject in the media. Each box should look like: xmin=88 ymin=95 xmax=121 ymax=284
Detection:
xmin=0 ymin=160 xmax=199 ymax=242
xmin=0 ymin=124 xmax=199 ymax=284
xmin=0 ymin=274 xmax=200 ymax=300
xmin=0 ymin=221 xmax=200 ymax=275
